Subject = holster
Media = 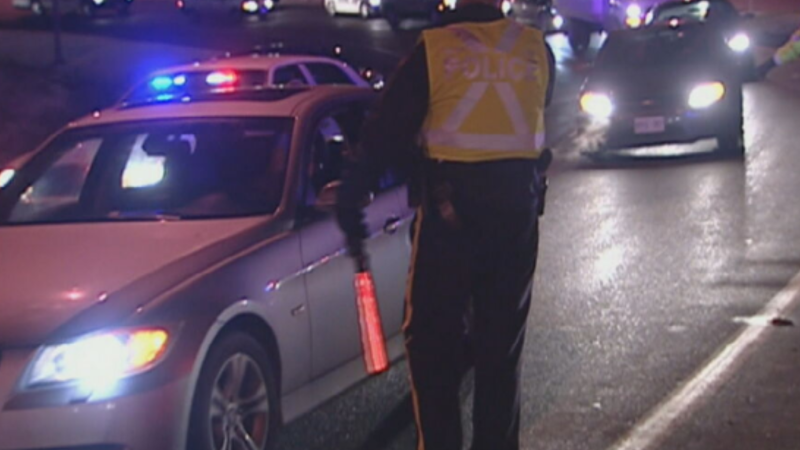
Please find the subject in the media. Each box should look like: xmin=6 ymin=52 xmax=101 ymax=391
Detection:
xmin=409 ymin=160 xmax=462 ymax=229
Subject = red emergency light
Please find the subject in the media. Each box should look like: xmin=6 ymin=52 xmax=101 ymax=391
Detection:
xmin=354 ymin=271 xmax=389 ymax=375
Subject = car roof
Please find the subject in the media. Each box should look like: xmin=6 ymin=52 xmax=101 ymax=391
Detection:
xmin=67 ymin=85 xmax=374 ymax=129
xmin=151 ymin=53 xmax=357 ymax=76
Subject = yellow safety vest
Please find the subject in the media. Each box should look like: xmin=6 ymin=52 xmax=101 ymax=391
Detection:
xmin=422 ymin=19 xmax=549 ymax=162
xmin=775 ymin=29 xmax=800 ymax=66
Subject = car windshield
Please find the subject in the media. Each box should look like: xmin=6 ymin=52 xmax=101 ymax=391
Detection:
xmin=647 ymin=1 xmax=738 ymax=26
xmin=596 ymin=28 xmax=723 ymax=68
xmin=0 ymin=117 xmax=293 ymax=225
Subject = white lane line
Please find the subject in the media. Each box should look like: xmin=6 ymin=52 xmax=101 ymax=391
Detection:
xmin=609 ymin=269 xmax=800 ymax=450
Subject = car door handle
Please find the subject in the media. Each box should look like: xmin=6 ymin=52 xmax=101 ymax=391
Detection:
xmin=383 ymin=216 xmax=401 ymax=234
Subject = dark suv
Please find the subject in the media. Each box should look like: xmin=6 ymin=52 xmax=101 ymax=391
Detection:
xmin=380 ymin=0 xmax=447 ymax=30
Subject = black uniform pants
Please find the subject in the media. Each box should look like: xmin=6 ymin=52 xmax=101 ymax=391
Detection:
xmin=403 ymin=161 xmax=540 ymax=450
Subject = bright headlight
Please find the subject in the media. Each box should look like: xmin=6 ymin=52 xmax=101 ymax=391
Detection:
xmin=26 ymin=328 xmax=169 ymax=391
xmin=626 ymin=4 xmax=642 ymax=18
xmin=553 ymin=14 xmax=564 ymax=29
xmin=0 ymin=168 xmax=15 ymax=188
xmin=727 ymin=33 xmax=751 ymax=52
xmin=688 ymin=82 xmax=725 ymax=109
xmin=580 ymin=92 xmax=614 ymax=119
xmin=241 ymin=0 xmax=258 ymax=12
xmin=501 ymin=0 xmax=512 ymax=15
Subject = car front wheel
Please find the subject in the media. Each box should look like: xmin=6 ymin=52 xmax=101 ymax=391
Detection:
xmin=384 ymin=9 xmax=401 ymax=29
xmin=188 ymin=332 xmax=280 ymax=450
xmin=324 ymin=0 xmax=337 ymax=16
xmin=30 ymin=0 xmax=46 ymax=15
xmin=359 ymin=1 xmax=371 ymax=18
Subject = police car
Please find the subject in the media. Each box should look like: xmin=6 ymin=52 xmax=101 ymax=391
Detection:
xmin=0 ymin=66 xmax=413 ymax=449
xmin=578 ymin=21 xmax=745 ymax=157
xmin=125 ymin=54 xmax=372 ymax=97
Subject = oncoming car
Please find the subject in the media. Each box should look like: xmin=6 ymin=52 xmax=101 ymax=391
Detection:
xmin=0 ymin=80 xmax=414 ymax=449
xmin=578 ymin=23 xmax=745 ymax=157
xmin=501 ymin=0 xmax=564 ymax=33
xmin=177 ymin=0 xmax=275 ymax=18
xmin=644 ymin=0 xmax=755 ymax=78
xmin=13 ymin=0 xmax=133 ymax=17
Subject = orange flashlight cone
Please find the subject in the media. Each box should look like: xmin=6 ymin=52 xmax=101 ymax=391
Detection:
xmin=354 ymin=259 xmax=389 ymax=375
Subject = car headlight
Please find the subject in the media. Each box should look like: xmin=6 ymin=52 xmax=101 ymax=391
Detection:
xmin=0 ymin=168 xmax=15 ymax=188
xmin=241 ymin=0 xmax=258 ymax=12
xmin=553 ymin=13 xmax=564 ymax=30
xmin=501 ymin=0 xmax=512 ymax=15
xmin=727 ymin=33 xmax=751 ymax=52
xmin=688 ymin=82 xmax=725 ymax=109
xmin=25 ymin=328 xmax=169 ymax=392
xmin=580 ymin=92 xmax=614 ymax=119
xmin=625 ymin=4 xmax=643 ymax=27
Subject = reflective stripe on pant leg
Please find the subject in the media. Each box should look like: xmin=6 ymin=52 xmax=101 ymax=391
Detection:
xmin=403 ymin=207 xmax=470 ymax=450
xmin=403 ymin=208 xmax=426 ymax=450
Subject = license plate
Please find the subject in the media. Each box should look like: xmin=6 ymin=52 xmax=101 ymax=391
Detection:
xmin=634 ymin=116 xmax=666 ymax=134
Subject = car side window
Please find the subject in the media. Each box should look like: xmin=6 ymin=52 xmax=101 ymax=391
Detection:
xmin=273 ymin=65 xmax=308 ymax=87
xmin=305 ymin=63 xmax=354 ymax=86
xmin=303 ymin=116 xmax=346 ymax=211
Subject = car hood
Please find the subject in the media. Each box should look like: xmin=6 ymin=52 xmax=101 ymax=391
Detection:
xmin=0 ymin=218 xmax=264 ymax=347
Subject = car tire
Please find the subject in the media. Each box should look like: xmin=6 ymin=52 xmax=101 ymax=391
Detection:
xmin=117 ymin=2 xmax=131 ymax=16
xmin=384 ymin=9 xmax=401 ymax=30
xmin=359 ymin=1 xmax=371 ymax=18
xmin=717 ymin=121 xmax=745 ymax=157
xmin=30 ymin=0 xmax=46 ymax=16
xmin=79 ymin=0 xmax=96 ymax=17
xmin=324 ymin=0 xmax=337 ymax=16
xmin=187 ymin=332 xmax=281 ymax=450
xmin=429 ymin=9 xmax=442 ymax=27
xmin=717 ymin=90 xmax=745 ymax=158
xmin=568 ymin=20 xmax=591 ymax=54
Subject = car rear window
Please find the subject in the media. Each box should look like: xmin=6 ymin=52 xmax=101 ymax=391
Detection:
xmin=305 ymin=63 xmax=354 ymax=85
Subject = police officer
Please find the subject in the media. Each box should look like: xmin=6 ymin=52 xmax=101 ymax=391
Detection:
xmin=756 ymin=27 xmax=800 ymax=79
xmin=336 ymin=1 xmax=554 ymax=449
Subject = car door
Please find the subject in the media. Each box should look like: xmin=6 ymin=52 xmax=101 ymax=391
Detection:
xmin=297 ymin=103 xmax=410 ymax=379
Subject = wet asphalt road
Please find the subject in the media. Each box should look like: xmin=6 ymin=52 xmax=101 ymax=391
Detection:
xmin=3 ymin=3 xmax=800 ymax=449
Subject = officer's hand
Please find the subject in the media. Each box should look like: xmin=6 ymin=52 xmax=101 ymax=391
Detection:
xmin=335 ymin=205 xmax=369 ymax=268
xmin=755 ymin=60 xmax=776 ymax=80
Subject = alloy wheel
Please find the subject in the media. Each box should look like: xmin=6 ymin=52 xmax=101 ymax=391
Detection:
xmin=208 ymin=353 xmax=271 ymax=450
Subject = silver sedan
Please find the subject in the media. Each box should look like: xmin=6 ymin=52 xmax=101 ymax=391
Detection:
xmin=0 ymin=84 xmax=413 ymax=450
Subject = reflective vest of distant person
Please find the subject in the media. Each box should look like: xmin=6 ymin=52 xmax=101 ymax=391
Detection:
xmin=757 ymin=27 xmax=800 ymax=78
xmin=422 ymin=19 xmax=548 ymax=162
xmin=775 ymin=28 xmax=800 ymax=66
